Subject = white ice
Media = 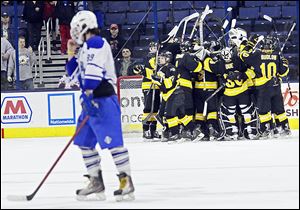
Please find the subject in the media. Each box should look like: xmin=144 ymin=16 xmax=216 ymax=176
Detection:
xmin=1 ymin=132 xmax=299 ymax=209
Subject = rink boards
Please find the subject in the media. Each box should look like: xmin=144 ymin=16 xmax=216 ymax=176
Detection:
xmin=1 ymin=83 xmax=299 ymax=138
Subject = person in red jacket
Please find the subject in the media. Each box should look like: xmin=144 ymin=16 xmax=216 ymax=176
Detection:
xmin=54 ymin=1 xmax=75 ymax=54
xmin=43 ymin=1 xmax=58 ymax=51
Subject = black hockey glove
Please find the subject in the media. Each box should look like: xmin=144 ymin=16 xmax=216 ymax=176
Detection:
xmin=281 ymin=56 xmax=289 ymax=66
xmin=133 ymin=64 xmax=144 ymax=75
xmin=227 ymin=71 xmax=242 ymax=81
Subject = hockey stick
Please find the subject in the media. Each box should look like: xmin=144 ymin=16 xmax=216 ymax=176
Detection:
xmin=203 ymin=84 xmax=225 ymax=117
xmin=142 ymin=43 xmax=160 ymax=124
xmin=162 ymin=25 xmax=179 ymax=44
xmin=252 ymin=35 xmax=265 ymax=53
xmin=221 ymin=7 xmax=233 ymax=22
xmin=199 ymin=5 xmax=213 ymax=45
xmin=162 ymin=12 xmax=200 ymax=44
xmin=7 ymin=116 xmax=90 ymax=201
xmin=280 ymin=22 xmax=296 ymax=98
xmin=217 ymin=18 xmax=236 ymax=42
xmin=162 ymin=11 xmax=201 ymax=43
xmin=181 ymin=12 xmax=199 ymax=42
xmin=263 ymin=15 xmax=281 ymax=46
xmin=280 ymin=22 xmax=296 ymax=55
xmin=189 ymin=5 xmax=212 ymax=40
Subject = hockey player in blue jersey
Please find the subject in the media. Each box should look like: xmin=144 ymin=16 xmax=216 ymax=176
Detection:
xmin=66 ymin=10 xmax=134 ymax=201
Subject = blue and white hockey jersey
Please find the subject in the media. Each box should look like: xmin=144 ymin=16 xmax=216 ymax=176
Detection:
xmin=66 ymin=35 xmax=117 ymax=96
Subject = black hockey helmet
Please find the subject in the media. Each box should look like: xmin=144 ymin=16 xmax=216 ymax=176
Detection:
xmin=149 ymin=41 xmax=158 ymax=49
xmin=180 ymin=39 xmax=193 ymax=52
xmin=159 ymin=50 xmax=173 ymax=63
xmin=262 ymin=35 xmax=278 ymax=50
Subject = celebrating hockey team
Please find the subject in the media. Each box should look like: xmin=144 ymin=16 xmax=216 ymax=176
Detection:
xmin=132 ymin=6 xmax=293 ymax=143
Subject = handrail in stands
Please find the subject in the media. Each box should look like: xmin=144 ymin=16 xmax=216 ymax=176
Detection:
xmin=37 ymin=37 xmax=45 ymax=87
xmin=45 ymin=18 xmax=52 ymax=63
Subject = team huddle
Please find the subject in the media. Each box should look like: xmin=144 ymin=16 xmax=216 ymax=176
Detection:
xmin=136 ymin=27 xmax=292 ymax=143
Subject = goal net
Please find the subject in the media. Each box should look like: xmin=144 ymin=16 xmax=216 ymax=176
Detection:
xmin=117 ymin=76 xmax=144 ymax=133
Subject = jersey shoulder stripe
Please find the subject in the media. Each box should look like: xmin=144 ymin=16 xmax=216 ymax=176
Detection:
xmin=86 ymin=36 xmax=104 ymax=49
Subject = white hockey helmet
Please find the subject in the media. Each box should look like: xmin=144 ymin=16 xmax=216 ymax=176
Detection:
xmin=221 ymin=47 xmax=233 ymax=62
xmin=70 ymin=10 xmax=98 ymax=45
xmin=228 ymin=28 xmax=247 ymax=48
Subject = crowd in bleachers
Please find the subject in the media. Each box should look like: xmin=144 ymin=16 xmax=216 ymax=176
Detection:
xmin=1 ymin=1 xmax=299 ymax=91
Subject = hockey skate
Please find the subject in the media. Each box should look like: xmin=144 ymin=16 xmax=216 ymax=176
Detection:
xmin=161 ymin=128 xmax=171 ymax=142
xmin=192 ymin=126 xmax=205 ymax=142
xmin=143 ymin=130 xmax=153 ymax=142
xmin=273 ymin=127 xmax=280 ymax=138
xmin=224 ymin=125 xmax=240 ymax=141
xmin=178 ymin=130 xmax=193 ymax=143
xmin=208 ymin=124 xmax=219 ymax=141
xmin=259 ymin=123 xmax=272 ymax=139
xmin=274 ymin=126 xmax=292 ymax=138
xmin=260 ymin=131 xmax=272 ymax=139
xmin=245 ymin=125 xmax=259 ymax=140
xmin=281 ymin=123 xmax=292 ymax=137
xmin=76 ymin=170 xmax=106 ymax=201
xmin=151 ymin=130 xmax=162 ymax=141
xmin=226 ymin=134 xmax=238 ymax=141
xmin=114 ymin=173 xmax=135 ymax=202
xmin=167 ymin=134 xmax=180 ymax=144
xmin=282 ymin=128 xmax=292 ymax=137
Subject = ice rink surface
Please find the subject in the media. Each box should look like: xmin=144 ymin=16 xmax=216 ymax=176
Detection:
xmin=1 ymin=132 xmax=299 ymax=209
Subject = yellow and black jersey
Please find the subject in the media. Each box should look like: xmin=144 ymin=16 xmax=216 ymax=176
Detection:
xmin=141 ymin=54 xmax=159 ymax=90
xmin=219 ymin=55 xmax=255 ymax=96
xmin=175 ymin=53 xmax=202 ymax=90
xmin=156 ymin=63 xmax=179 ymax=101
xmin=193 ymin=56 xmax=219 ymax=90
xmin=239 ymin=44 xmax=289 ymax=88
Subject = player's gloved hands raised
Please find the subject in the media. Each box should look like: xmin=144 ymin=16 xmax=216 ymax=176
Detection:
xmin=281 ymin=56 xmax=289 ymax=65
xmin=151 ymin=74 xmax=162 ymax=86
xmin=133 ymin=64 xmax=144 ymax=75
xmin=80 ymin=91 xmax=100 ymax=117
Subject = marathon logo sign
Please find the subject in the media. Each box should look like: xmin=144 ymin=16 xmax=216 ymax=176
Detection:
xmin=1 ymin=96 xmax=32 ymax=124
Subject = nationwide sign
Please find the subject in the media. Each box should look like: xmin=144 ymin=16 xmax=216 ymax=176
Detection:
xmin=1 ymin=96 xmax=32 ymax=124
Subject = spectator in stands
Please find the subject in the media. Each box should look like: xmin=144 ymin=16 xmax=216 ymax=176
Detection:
xmin=1 ymin=11 xmax=27 ymax=48
xmin=1 ymin=37 xmax=14 ymax=90
xmin=106 ymin=23 xmax=125 ymax=59
xmin=74 ymin=1 xmax=85 ymax=12
xmin=7 ymin=36 xmax=36 ymax=90
xmin=88 ymin=1 xmax=104 ymax=29
xmin=23 ymin=1 xmax=44 ymax=51
xmin=43 ymin=1 xmax=59 ymax=50
xmin=54 ymin=1 xmax=75 ymax=55
xmin=1 ymin=1 xmax=13 ymax=16
xmin=1 ymin=12 xmax=13 ymax=43
xmin=115 ymin=47 xmax=137 ymax=77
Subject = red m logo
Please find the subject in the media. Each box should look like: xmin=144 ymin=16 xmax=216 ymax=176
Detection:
xmin=4 ymin=100 xmax=26 ymax=114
